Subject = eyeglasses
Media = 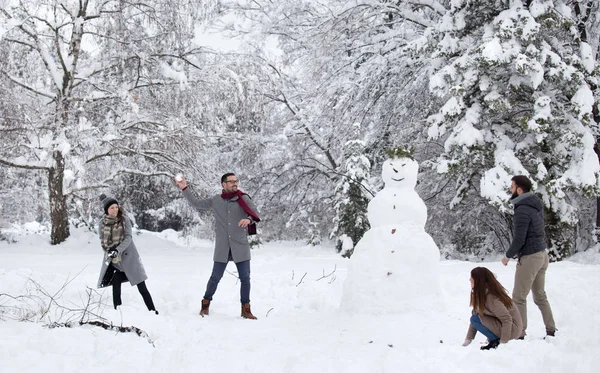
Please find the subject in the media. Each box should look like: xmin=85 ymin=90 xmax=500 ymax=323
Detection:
xmin=224 ymin=179 xmax=238 ymax=184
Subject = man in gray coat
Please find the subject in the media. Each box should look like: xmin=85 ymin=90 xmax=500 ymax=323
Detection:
xmin=502 ymin=175 xmax=556 ymax=338
xmin=176 ymin=172 xmax=260 ymax=319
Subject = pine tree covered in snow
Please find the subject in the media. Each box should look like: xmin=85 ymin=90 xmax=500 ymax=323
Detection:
xmin=423 ymin=0 xmax=600 ymax=258
xmin=332 ymin=136 xmax=372 ymax=258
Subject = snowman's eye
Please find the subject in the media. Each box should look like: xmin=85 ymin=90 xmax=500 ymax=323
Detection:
xmin=401 ymin=163 xmax=406 ymax=167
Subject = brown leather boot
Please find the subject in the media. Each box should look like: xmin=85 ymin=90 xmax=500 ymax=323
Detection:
xmin=241 ymin=303 xmax=257 ymax=319
xmin=199 ymin=299 xmax=210 ymax=316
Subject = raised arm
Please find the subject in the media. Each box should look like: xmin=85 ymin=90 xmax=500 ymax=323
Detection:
xmin=175 ymin=175 xmax=213 ymax=211
xmin=182 ymin=188 xmax=213 ymax=211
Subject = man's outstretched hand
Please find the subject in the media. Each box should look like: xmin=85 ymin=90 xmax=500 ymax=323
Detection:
xmin=175 ymin=174 xmax=188 ymax=190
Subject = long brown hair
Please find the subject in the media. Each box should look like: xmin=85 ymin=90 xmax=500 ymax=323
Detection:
xmin=470 ymin=267 xmax=513 ymax=314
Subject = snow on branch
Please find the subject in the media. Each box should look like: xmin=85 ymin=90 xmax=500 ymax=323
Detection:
xmin=0 ymin=70 xmax=55 ymax=99
xmin=0 ymin=157 xmax=50 ymax=170
xmin=104 ymin=168 xmax=174 ymax=182
xmin=407 ymin=0 xmax=447 ymax=16
xmin=379 ymin=3 xmax=434 ymax=28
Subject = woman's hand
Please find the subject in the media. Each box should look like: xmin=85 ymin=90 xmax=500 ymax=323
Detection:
xmin=107 ymin=248 xmax=118 ymax=258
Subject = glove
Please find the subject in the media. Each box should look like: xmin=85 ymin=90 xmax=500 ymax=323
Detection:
xmin=107 ymin=249 xmax=118 ymax=259
xmin=462 ymin=339 xmax=472 ymax=347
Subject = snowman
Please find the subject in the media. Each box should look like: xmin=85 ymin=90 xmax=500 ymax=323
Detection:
xmin=340 ymin=156 xmax=443 ymax=315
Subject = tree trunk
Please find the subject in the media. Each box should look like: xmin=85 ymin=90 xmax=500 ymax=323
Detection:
xmin=49 ymin=150 xmax=69 ymax=245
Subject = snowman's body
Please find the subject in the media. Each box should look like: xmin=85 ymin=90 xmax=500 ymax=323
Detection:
xmin=341 ymin=157 xmax=443 ymax=314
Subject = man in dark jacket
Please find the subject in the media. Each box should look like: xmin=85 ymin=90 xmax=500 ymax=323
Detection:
xmin=502 ymin=175 xmax=556 ymax=338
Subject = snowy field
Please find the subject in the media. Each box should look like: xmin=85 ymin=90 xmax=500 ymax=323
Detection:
xmin=1 ymin=224 xmax=600 ymax=373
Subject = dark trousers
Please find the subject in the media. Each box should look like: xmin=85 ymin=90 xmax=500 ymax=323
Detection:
xmin=203 ymin=259 xmax=251 ymax=304
xmin=112 ymin=270 xmax=156 ymax=311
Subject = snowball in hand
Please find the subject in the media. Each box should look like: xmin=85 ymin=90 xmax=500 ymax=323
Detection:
xmin=175 ymin=174 xmax=183 ymax=182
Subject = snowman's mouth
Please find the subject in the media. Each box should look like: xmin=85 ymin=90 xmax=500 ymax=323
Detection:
xmin=392 ymin=177 xmax=404 ymax=182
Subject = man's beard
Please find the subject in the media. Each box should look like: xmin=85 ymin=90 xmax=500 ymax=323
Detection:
xmin=511 ymin=191 xmax=519 ymax=199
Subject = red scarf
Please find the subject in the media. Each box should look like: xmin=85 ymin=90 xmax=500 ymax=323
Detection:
xmin=221 ymin=190 xmax=260 ymax=222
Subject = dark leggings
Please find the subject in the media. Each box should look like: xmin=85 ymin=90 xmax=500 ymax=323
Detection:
xmin=112 ymin=270 xmax=156 ymax=311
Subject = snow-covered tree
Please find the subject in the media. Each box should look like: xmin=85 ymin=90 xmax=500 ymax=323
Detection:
xmin=0 ymin=0 xmax=229 ymax=243
xmin=424 ymin=0 xmax=600 ymax=258
xmin=331 ymin=133 xmax=372 ymax=257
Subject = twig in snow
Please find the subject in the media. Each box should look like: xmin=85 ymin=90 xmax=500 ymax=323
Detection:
xmin=316 ymin=265 xmax=337 ymax=284
xmin=48 ymin=320 xmax=155 ymax=346
xmin=296 ymin=273 xmax=307 ymax=287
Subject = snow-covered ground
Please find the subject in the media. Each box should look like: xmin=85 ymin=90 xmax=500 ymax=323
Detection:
xmin=1 ymin=224 xmax=599 ymax=373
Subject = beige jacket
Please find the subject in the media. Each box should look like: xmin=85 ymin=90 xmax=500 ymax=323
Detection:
xmin=466 ymin=294 xmax=523 ymax=343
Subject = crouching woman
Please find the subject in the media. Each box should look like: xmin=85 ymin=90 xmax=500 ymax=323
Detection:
xmin=96 ymin=194 xmax=158 ymax=314
xmin=463 ymin=267 xmax=523 ymax=350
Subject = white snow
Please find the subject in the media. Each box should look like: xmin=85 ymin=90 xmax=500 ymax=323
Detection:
xmin=39 ymin=43 xmax=64 ymax=90
xmin=527 ymin=96 xmax=553 ymax=131
xmin=558 ymin=118 xmax=600 ymax=188
xmin=571 ymin=84 xmax=595 ymax=121
xmin=480 ymin=139 xmax=528 ymax=208
xmin=1 ymin=224 xmax=599 ymax=372
xmin=529 ymin=0 xmax=554 ymax=18
xmin=159 ymin=62 xmax=188 ymax=86
xmin=580 ymin=42 xmax=595 ymax=74
xmin=481 ymin=38 xmax=504 ymax=63
xmin=440 ymin=96 xmax=464 ymax=117
xmin=444 ymin=103 xmax=484 ymax=152
xmin=515 ymin=54 xmax=544 ymax=89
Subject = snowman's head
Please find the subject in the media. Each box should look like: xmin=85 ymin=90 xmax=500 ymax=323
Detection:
xmin=381 ymin=157 xmax=419 ymax=189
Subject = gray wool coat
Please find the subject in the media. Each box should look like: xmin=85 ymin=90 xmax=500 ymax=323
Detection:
xmin=97 ymin=216 xmax=148 ymax=288
xmin=183 ymin=188 xmax=260 ymax=263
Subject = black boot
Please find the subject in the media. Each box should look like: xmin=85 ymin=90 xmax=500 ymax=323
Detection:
xmin=480 ymin=339 xmax=500 ymax=350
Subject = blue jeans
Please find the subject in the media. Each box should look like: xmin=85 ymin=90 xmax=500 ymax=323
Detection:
xmin=204 ymin=258 xmax=251 ymax=304
xmin=470 ymin=314 xmax=499 ymax=341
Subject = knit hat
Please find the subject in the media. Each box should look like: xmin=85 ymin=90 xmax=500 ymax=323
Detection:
xmin=99 ymin=193 xmax=119 ymax=214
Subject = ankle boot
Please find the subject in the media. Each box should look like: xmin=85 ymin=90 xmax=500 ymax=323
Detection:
xmin=241 ymin=303 xmax=257 ymax=320
xmin=480 ymin=339 xmax=500 ymax=350
xmin=200 ymin=299 xmax=210 ymax=316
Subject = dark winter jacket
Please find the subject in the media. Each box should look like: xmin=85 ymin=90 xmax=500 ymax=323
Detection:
xmin=505 ymin=192 xmax=546 ymax=259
